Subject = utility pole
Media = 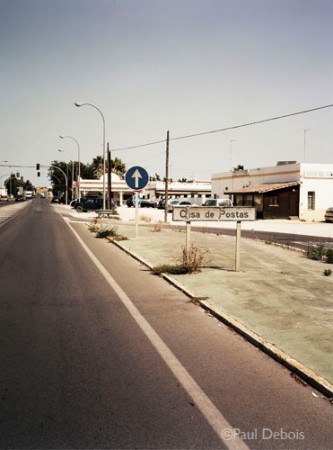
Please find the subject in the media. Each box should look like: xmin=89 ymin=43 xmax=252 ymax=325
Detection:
xmin=107 ymin=142 xmax=112 ymax=209
xmin=164 ymin=130 xmax=170 ymax=223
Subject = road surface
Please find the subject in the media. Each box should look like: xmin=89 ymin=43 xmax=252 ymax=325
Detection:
xmin=0 ymin=199 xmax=332 ymax=449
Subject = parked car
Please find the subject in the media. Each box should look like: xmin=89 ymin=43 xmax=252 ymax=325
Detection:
xmin=70 ymin=198 xmax=81 ymax=208
xmin=74 ymin=196 xmax=115 ymax=212
xmin=15 ymin=195 xmax=26 ymax=202
xmin=76 ymin=196 xmax=103 ymax=212
xmin=167 ymin=199 xmax=192 ymax=212
xmin=324 ymin=207 xmax=333 ymax=223
xmin=126 ymin=197 xmax=157 ymax=208
xmin=202 ymin=198 xmax=233 ymax=207
xmin=157 ymin=199 xmax=165 ymax=209
xmin=141 ymin=199 xmax=157 ymax=208
xmin=51 ymin=196 xmax=66 ymax=204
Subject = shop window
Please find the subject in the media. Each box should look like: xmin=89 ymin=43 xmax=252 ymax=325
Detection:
xmin=308 ymin=191 xmax=315 ymax=210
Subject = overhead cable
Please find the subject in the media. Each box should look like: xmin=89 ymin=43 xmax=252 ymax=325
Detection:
xmin=113 ymin=103 xmax=333 ymax=151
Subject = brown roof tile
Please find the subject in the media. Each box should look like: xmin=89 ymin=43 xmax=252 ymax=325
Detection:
xmin=225 ymin=181 xmax=299 ymax=194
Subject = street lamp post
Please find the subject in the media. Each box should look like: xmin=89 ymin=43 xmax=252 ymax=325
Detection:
xmin=74 ymin=102 xmax=106 ymax=210
xmin=51 ymin=166 xmax=68 ymax=205
xmin=58 ymin=150 xmax=70 ymax=202
xmin=60 ymin=135 xmax=81 ymax=200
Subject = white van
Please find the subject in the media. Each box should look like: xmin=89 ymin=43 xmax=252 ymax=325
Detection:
xmin=202 ymin=198 xmax=233 ymax=207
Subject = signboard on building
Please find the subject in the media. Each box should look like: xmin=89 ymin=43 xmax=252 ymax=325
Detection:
xmin=172 ymin=206 xmax=256 ymax=222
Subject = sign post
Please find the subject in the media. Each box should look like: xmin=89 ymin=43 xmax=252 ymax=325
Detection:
xmin=235 ymin=221 xmax=242 ymax=272
xmin=172 ymin=206 xmax=255 ymax=271
xmin=125 ymin=166 xmax=149 ymax=237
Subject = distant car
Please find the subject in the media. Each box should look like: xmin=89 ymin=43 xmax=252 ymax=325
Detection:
xmin=202 ymin=198 xmax=233 ymax=207
xmin=70 ymin=198 xmax=81 ymax=208
xmin=51 ymin=197 xmax=61 ymax=204
xmin=167 ymin=199 xmax=192 ymax=212
xmin=15 ymin=195 xmax=26 ymax=202
xmin=141 ymin=199 xmax=157 ymax=208
xmin=126 ymin=197 xmax=157 ymax=208
xmin=75 ymin=196 xmax=103 ymax=212
xmin=75 ymin=196 xmax=115 ymax=212
xmin=157 ymin=199 xmax=165 ymax=209
xmin=324 ymin=207 xmax=333 ymax=223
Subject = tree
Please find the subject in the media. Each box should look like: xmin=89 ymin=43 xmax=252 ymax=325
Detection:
xmin=49 ymin=161 xmax=70 ymax=198
xmin=90 ymin=155 xmax=126 ymax=179
xmin=111 ymin=157 xmax=126 ymax=179
xmin=4 ymin=175 xmax=35 ymax=197
xmin=48 ymin=156 xmax=127 ymax=199
xmin=91 ymin=156 xmax=104 ymax=179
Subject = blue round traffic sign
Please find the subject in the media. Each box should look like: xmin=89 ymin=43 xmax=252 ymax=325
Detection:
xmin=125 ymin=166 xmax=149 ymax=191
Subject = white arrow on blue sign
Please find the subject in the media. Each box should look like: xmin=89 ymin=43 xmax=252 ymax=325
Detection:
xmin=125 ymin=166 xmax=149 ymax=191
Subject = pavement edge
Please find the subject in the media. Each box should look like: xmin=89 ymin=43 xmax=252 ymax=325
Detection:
xmin=107 ymin=236 xmax=333 ymax=399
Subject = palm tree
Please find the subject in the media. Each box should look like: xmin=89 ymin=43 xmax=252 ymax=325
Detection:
xmin=111 ymin=157 xmax=126 ymax=179
xmin=91 ymin=155 xmax=126 ymax=179
xmin=91 ymin=156 xmax=104 ymax=178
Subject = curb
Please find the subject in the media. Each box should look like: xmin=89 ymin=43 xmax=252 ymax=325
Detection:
xmin=106 ymin=236 xmax=333 ymax=399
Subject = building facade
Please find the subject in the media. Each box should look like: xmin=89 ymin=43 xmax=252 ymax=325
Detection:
xmin=212 ymin=162 xmax=333 ymax=221
xmin=78 ymin=174 xmax=212 ymax=206
xmin=144 ymin=180 xmax=212 ymax=204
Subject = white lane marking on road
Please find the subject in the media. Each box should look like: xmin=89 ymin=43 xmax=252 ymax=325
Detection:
xmin=64 ymin=217 xmax=249 ymax=450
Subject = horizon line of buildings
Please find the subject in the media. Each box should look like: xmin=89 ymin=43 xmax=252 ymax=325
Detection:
xmin=46 ymin=160 xmax=333 ymax=222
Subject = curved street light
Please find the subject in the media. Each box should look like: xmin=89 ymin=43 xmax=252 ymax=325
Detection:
xmin=51 ymin=165 xmax=68 ymax=205
xmin=59 ymin=135 xmax=81 ymax=200
xmin=74 ymin=101 xmax=106 ymax=209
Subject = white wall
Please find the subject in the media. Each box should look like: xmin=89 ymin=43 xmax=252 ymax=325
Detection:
xmin=300 ymin=163 xmax=333 ymax=221
xmin=212 ymin=162 xmax=333 ymax=221
xmin=212 ymin=163 xmax=301 ymax=197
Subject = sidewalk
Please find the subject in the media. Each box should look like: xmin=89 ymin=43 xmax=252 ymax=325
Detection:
xmin=69 ymin=206 xmax=333 ymax=396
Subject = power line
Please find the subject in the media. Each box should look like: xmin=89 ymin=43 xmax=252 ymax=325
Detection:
xmin=113 ymin=103 xmax=333 ymax=151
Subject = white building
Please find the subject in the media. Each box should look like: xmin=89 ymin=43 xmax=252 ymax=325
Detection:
xmin=78 ymin=174 xmax=212 ymax=206
xmin=144 ymin=179 xmax=212 ymax=204
xmin=212 ymin=162 xmax=333 ymax=221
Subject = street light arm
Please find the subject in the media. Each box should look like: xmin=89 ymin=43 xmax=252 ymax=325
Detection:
xmin=59 ymin=134 xmax=81 ymax=199
xmin=74 ymin=101 xmax=106 ymax=209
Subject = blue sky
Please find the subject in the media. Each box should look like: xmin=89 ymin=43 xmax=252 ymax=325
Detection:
xmin=1 ymin=0 xmax=333 ymax=187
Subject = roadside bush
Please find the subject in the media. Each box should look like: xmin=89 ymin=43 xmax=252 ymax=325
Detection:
xmin=88 ymin=219 xmax=101 ymax=233
xmin=323 ymin=269 xmax=332 ymax=276
xmin=152 ymin=243 xmax=210 ymax=275
xmin=325 ymin=248 xmax=333 ymax=264
xmin=182 ymin=243 xmax=210 ymax=274
xmin=306 ymin=243 xmax=326 ymax=261
xmin=96 ymin=226 xmax=118 ymax=239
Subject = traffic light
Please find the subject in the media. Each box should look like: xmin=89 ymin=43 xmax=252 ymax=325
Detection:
xmin=16 ymin=172 xmax=20 ymax=177
xmin=37 ymin=172 xmax=40 ymax=177
xmin=36 ymin=163 xmax=40 ymax=170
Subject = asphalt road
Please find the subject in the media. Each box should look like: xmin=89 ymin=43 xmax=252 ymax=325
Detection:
xmin=1 ymin=199 xmax=333 ymax=449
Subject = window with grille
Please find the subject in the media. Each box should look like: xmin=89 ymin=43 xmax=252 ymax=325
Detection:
xmin=307 ymin=191 xmax=315 ymax=210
